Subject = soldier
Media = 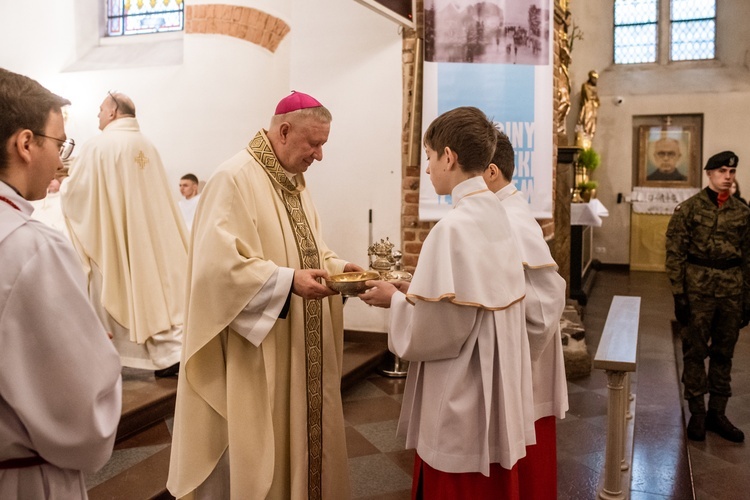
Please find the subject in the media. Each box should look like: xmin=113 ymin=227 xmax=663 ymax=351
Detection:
xmin=666 ymin=151 xmax=750 ymax=443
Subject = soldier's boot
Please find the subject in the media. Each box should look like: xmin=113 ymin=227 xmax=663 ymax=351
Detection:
xmin=686 ymin=396 xmax=706 ymax=441
xmin=706 ymin=397 xmax=745 ymax=443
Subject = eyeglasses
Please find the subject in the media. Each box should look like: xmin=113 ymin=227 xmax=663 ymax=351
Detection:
xmin=655 ymin=151 xmax=678 ymax=159
xmin=33 ymin=132 xmax=76 ymax=160
xmin=108 ymin=90 xmax=120 ymax=113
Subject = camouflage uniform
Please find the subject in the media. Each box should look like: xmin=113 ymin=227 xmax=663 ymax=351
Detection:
xmin=665 ymin=188 xmax=750 ymax=413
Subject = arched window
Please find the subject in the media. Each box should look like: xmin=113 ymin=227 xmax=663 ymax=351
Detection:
xmin=107 ymin=0 xmax=184 ymax=37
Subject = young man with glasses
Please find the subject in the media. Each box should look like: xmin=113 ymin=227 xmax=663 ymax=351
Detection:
xmin=0 ymin=68 xmax=122 ymax=499
xmin=62 ymin=90 xmax=188 ymax=378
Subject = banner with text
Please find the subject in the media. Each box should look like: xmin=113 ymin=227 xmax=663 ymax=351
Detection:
xmin=419 ymin=0 xmax=553 ymax=220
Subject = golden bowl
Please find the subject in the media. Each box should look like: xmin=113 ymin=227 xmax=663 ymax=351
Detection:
xmin=325 ymin=271 xmax=380 ymax=296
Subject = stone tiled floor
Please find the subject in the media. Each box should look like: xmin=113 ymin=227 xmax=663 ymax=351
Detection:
xmin=345 ymin=269 xmax=748 ymax=499
xmin=87 ymin=268 xmax=750 ymax=499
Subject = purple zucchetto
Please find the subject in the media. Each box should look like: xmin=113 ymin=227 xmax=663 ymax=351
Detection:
xmin=274 ymin=91 xmax=323 ymax=115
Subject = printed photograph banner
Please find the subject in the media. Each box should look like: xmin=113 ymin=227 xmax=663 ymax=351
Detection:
xmin=419 ymin=0 xmax=554 ymax=221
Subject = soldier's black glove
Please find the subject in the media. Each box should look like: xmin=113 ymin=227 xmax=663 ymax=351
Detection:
xmin=673 ymin=294 xmax=690 ymax=326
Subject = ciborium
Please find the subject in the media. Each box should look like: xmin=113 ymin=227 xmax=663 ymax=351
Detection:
xmin=367 ymin=237 xmax=411 ymax=377
xmin=367 ymin=238 xmax=413 ymax=283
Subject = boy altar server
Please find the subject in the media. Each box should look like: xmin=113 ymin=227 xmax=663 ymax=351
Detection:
xmin=361 ymin=106 xmax=536 ymax=498
xmin=484 ymin=129 xmax=568 ymax=499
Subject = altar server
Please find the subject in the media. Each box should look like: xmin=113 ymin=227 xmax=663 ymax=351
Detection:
xmin=0 ymin=67 xmax=122 ymax=499
xmin=361 ymin=106 xmax=536 ymax=498
xmin=484 ymin=128 xmax=568 ymax=499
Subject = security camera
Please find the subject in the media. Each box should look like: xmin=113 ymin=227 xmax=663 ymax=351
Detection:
xmin=614 ymin=96 xmax=624 ymax=106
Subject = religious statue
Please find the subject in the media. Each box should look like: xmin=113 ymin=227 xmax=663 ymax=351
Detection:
xmin=556 ymin=30 xmax=572 ymax=138
xmin=577 ymin=69 xmax=600 ymax=143
xmin=556 ymin=10 xmax=583 ymax=142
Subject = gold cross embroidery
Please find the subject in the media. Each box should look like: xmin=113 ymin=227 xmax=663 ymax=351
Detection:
xmin=134 ymin=151 xmax=149 ymax=169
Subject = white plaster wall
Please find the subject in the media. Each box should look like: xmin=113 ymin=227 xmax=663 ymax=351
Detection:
xmin=0 ymin=0 xmax=403 ymax=331
xmin=567 ymin=0 xmax=750 ymax=265
xmin=290 ymin=0 xmax=404 ymax=331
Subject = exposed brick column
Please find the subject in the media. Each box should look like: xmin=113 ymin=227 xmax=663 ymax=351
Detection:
xmin=185 ymin=4 xmax=290 ymax=52
xmin=400 ymin=3 xmax=435 ymax=275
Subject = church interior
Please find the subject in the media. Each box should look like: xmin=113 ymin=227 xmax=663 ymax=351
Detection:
xmin=3 ymin=0 xmax=750 ymax=498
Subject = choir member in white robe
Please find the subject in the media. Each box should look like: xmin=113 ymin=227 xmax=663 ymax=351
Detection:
xmin=61 ymin=92 xmax=188 ymax=375
xmin=0 ymin=68 xmax=121 ymax=499
xmin=168 ymin=92 xmax=362 ymax=499
xmin=361 ymin=107 xmax=536 ymax=499
xmin=484 ymin=129 xmax=568 ymax=499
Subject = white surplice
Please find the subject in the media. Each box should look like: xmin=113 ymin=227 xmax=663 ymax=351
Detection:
xmin=0 ymin=182 xmax=122 ymax=499
xmin=496 ymin=184 xmax=568 ymax=420
xmin=62 ymin=117 xmax=188 ymax=370
xmin=389 ymin=176 xmax=536 ymax=475
xmin=178 ymin=194 xmax=200 ymax=233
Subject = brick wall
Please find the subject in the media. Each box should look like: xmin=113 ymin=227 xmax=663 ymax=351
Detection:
xmin=185 ymin=4 xmax=290 ymax=53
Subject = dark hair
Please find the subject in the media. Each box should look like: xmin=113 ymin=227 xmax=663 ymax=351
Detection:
xmin=0 ymin=68 xmax=70 ymax=170
xmin=423 ymin=106 xmax=496 ymax=174
xmin=181 ymin=173 xmax=199 ymax=183
xmin=491 ymin=128 xmax=515 ymax=182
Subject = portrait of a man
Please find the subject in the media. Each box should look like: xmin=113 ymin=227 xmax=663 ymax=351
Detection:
xmin=639 ymin=127 xmax=695 ymax=186
xmin=636 ymin=119 xmax=702 ymax=188
xmin=647 ymin=136 xmax=687 ymax=181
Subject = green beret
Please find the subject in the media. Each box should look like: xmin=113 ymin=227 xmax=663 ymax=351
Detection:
xmin=705 ymin=151 xmax=738 ymax=170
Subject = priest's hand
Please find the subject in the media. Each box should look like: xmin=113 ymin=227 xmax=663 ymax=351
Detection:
xmin=358 ymin=280 xmax=398 ymax=308
xmin=343 ymin=262 xmax=365 ymax=273
xmin=293 ymin=269 xmax=337 ymax=300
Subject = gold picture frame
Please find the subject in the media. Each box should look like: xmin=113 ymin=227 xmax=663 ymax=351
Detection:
xmin=637 ymin=121 xmax=702 ymax=188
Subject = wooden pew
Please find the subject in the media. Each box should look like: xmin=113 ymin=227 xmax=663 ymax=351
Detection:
xmin=593 ymin=295 xmax=641 ymax=500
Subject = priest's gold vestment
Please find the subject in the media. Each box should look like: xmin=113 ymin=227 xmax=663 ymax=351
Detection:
xmin=168 ymin=131 xmax=350 ymax=499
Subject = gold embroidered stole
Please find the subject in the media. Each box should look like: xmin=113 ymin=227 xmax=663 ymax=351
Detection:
xmin=247 ymin=130 xmax=324 ymax=500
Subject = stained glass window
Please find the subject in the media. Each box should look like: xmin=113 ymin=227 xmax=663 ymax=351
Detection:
xmin=613 ymin=0 xmax=715 ymax=64
xmin=107 ymin=0 xmax=184 ymax=37
xmin=670 ymin=0 xmax=715 ymax=61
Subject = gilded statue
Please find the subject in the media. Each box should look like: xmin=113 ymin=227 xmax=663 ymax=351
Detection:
xmin=556 ymin=30 xmax=572 ymax=137
xmin=577 ymin=70 xmax=600 ymax=141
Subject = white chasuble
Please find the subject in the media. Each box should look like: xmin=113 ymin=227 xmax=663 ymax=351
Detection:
xmin=61 ymin=117 xmax=188 ymax=359
xmin=168 ymin=130 xmax=350 ymax=500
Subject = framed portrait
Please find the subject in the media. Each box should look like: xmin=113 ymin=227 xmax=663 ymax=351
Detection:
xmin=636 ymin=119 xmax=702 ymax=188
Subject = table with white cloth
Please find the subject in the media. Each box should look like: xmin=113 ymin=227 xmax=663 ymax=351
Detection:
xmin=570 ymin=200 xmax=609 ymax=304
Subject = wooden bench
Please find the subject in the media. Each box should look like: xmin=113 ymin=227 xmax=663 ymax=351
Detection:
xmin=593 ymin=295 xmax=641 ymax=500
